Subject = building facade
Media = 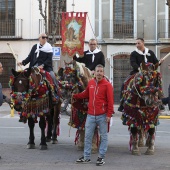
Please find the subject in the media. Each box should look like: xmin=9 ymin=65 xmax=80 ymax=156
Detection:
xmin=68 ymin=0 xmax=170 ymax=103
xmin=0 ymin=0 xmax=170 ymax=103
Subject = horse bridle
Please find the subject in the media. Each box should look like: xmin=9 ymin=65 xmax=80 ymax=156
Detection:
xmin=132 ymin=73 xmax=143 ymax=99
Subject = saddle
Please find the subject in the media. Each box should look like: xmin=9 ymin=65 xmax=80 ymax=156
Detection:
xmin=33 ymin=68 xmax=60 ymax=104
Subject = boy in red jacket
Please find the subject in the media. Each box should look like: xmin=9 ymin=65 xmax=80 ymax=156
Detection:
xmin=74 ymin=64 xmax=114 ymax=166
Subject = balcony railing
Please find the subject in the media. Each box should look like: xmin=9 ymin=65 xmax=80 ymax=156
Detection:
xmin=103 ymin=20 xmax=144 ymax=39
xmin=0 ymin=19 xmax=23 ymax=39
xmin=158 ymin=19 xmax=170 ymax=39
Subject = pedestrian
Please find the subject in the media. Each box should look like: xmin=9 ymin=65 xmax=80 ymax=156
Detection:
xmin=0 ymin=62 xmax=11 ymax=159
xmin=73 ymin=64 xmax=114 ymax=166
xmin=17 ymin=33 xmax=58 ymax=94
xmin=118 ymin=38 xmax=164 ymax=112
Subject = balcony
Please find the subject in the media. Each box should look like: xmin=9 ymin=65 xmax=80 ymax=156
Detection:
xmin=0 ymin=19 xmax=23 ymax=40
xmin=102 ymin=20 xmax=144 ymax=39
xmin=158 ymin=19 xmax=170 ymax=41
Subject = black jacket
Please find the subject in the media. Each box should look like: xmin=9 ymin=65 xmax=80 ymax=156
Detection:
xmin=74 ymin=50 xmax=105 ymax=71
xmin=130 ymin=50 xmax=159 ymax=75
xmin=22 ymin=44 xmax=53 ymax=72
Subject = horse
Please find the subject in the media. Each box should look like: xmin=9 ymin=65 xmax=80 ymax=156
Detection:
xmin=10 ymin=67 xmax=61 ymax=149
xmin=58 ymin=60 xmax=99 ymax=153
xmin=121 ymin=61 xmax=163 ymax=155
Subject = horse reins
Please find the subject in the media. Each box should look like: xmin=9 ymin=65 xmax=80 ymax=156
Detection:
xmin=132 ymin=73 xmax=143 ymax=99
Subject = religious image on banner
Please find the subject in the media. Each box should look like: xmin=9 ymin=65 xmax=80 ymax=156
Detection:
xmin=61 ymin=12 xmax=87 ymax=57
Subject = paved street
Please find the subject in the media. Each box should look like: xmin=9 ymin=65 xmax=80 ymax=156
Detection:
xmin=0 ymin=103 xmax=170 ymax=170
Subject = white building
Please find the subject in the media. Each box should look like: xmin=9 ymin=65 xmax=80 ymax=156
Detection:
xmin=0 ymin=0 xmax=170 ymax=103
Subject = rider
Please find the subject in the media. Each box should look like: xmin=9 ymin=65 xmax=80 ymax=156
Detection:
xmin=73 ymin=38 xmax=105 ymax=73
xmin=17 ymin=33 xmax=58 ymax=97
xmin=60 ymin=39 xmax=106 ymax=113
xmin=118 ymin=38 xmax=164 ymax=112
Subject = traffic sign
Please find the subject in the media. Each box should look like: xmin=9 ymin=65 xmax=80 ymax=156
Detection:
xmin=52 ymin=47 xmax=61 ymax=60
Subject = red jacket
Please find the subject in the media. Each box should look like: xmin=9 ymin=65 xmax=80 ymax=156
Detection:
xmin=73 ymin=77 xmax=114 ymax=118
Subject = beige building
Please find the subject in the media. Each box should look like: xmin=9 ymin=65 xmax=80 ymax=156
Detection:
xmin=0 ymin=0 xmax=170 ymax=103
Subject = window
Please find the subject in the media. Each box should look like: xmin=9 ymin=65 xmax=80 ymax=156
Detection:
xmin=0 ymin=0 xmax=15 ymax=36
xmin=113 ymin=0 xmax=134 ymax=38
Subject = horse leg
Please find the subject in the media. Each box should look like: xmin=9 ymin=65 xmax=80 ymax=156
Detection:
xmin=46 ymin=114 xmax=53 ymax=142
xmin=77 ymin=130 xmax=84 ymax=151
xmin=91 ymin=127 xmax=99 ymax=154
xmin=27 ymin=117 xmax=35 ymax=149
xmin=145 ymin=128 xmax=155 ymax=155
xmin=138 ymin=129 xmax=144 ymax=147
xmin=51 ymin=102 xmax=61 ymax=144
xmin=39 ymin=116 xmax=47 ymax=150
xmin=130 ymin=127 xmax=141 ymax=155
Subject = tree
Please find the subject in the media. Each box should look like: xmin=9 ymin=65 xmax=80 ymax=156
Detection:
xmin=166 ymin=0 xmax=170 ymax=7
xmin=37 ymin=0 xmax=66 ymax=45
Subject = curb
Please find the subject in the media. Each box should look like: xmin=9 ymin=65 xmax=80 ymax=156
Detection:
xmin=159 ymin=115 xmax=170 ymax=119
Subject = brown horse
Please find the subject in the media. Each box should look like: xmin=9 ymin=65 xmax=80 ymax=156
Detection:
xmin=58 ymin=60 xmax=99 ymax=153
xmin=121 ymin=62 xmax=163 ymax=155
xmin=10 ymin=67 xmax=61 ymax=149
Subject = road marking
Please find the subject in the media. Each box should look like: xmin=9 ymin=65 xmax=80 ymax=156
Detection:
xmin=156 ymin=131 xmax=170 ymax=134
xmin=0 ymin=127 xmax=24 ymax=128
xmin=0 ymin=114 xmax=19 ymax=118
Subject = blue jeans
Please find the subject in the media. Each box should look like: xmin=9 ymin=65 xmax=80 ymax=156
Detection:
xmin=84 ymin=114 xmax=108 ymax=159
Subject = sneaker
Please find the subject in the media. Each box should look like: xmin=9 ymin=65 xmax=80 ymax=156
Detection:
xmin=76 ymin=156 xmax=91 ymax=164
xmin=96 ymin=157 xmax=105 ymax=166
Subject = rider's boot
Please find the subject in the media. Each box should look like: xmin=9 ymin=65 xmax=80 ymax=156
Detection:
xmin=118 ymin=100 xmax=124 ymax=112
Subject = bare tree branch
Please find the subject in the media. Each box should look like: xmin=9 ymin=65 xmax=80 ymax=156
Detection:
xmin=38 ymin=0 xmax=66 ymax=45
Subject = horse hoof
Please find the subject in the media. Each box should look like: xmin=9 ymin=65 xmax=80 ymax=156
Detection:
xmin=27 ymin=144 xmax=35 ymax=149
xmin=51 ymin=139 xmax=58 ymax=144
xmin=77 ymin=146 xmax=84 ymax=151
xmin=40 ymin=145 xmax=47 ymax=150
xmin=132 ymin=150 xmax=141 ymax=156
xmin=46 ymin=138 xmax=51 ymax=142
xmin=92 ymin=149 xmax=98 ymax=154
xmin=145 ymin=150 xmax=154 ymax=155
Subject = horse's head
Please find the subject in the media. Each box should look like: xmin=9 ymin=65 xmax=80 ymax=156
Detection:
xmin=10 ymin=68 xmax=32 ymax=111
xmin=134 ymin=62 xmax=162 ymax=107
xmin=58 ymin=60 xmax=90 ymax=100
xmin=58 ymin=65 xmax=79 ymax=100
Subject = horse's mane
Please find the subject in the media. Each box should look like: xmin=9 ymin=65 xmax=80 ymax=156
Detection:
xmin=75 ymin=61 xmax=92 ymax=87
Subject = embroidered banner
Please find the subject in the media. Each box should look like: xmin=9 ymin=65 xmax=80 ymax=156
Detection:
xmin=61 ymin=12 xmax=87 ymax=57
